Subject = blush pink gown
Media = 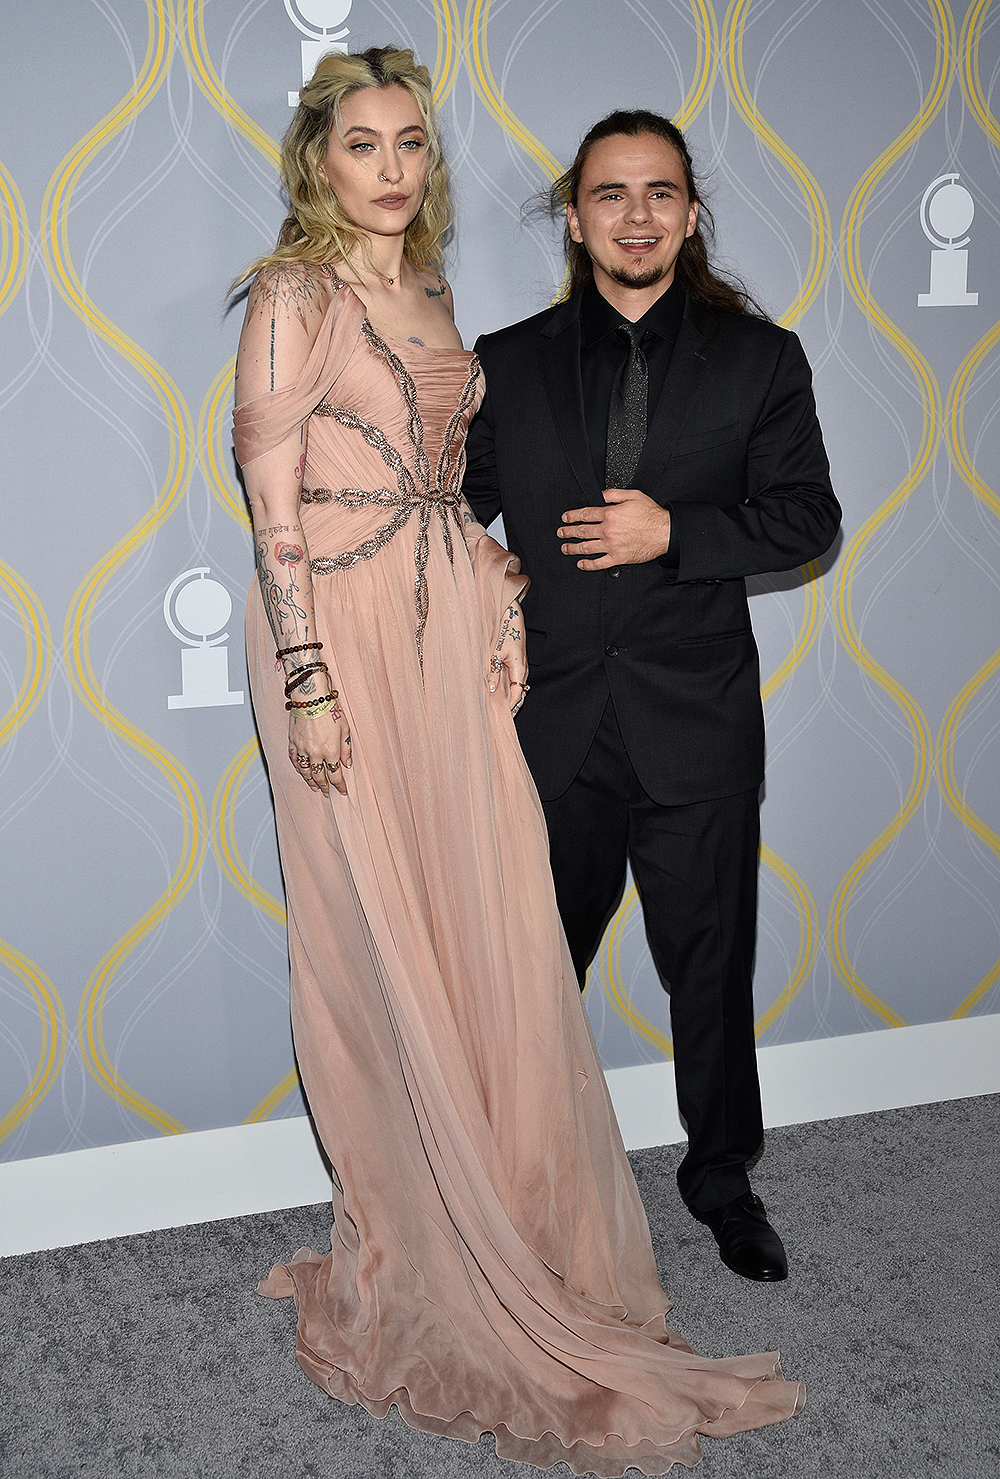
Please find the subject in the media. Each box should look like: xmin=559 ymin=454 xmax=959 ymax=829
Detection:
xmin=232 ymin=278 xmax=803 ymax=1475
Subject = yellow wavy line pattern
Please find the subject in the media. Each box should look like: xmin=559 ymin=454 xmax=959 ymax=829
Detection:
xmin=42 ymin=1 xmax=201 ymax=1135
xmin=180 ymin=0 xmax=309 ymax=1121
xmin=0 ymin=155 xmax=28 ymax=319
xmin=755 ymin=558 xmax=823 ymax=1026
xmin=212 ymin=740 xmax=286 ymax=927
xmin=722 ymin=0 xmax=833 ymax=329
xmin=179 ymin=0 xmax=280 ymax=167
xmin=0 ymin=562 xmax=52 ymax=751
xmin=212 ymin=744 xmax=299 ymax=1121
xmin=199 ymin=355 xmax=248 ymax=528
xmin=463 ymin=0 xmax=562 ymax=182
xmin=759 ymin=560 xmax=823 ymax=704
xmin=936 ymin=3 xmax=1000 ymax=1020
xmin=0 ymin=943 xmax=67 ymax=1147
xmin=754 ymin=844 xmax=818 ymax=1035
xmin=432 ymin=0 xmax=463 ymax=109
xmin=959 ymin=0 xmax=998 ymax=141
xmin=0 ymin=558 xmax=63 ymax=1141
xmin=718 ymin=0 xmax=830 ymax=1019
xmin=0 ymin=147 xmax=67 ymax=1144
xmin=827 ymin=0 xmax=955 ymax=1030
xmin=674 ymin=0 xmax=720 ymax=131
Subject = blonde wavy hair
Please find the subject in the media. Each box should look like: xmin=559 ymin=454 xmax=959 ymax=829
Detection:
xmin=235 ymin=46 xmax=450 ymax=287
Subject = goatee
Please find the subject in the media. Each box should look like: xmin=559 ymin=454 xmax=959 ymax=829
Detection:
xmin=609 ymin=262 xmax=666 ymax=291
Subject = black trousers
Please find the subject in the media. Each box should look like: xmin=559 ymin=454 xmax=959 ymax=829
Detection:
xmin=539 ymin=697 xmax=764 ymax=1215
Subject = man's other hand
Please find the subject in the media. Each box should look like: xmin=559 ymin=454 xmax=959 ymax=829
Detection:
xmin=558 ymin=488 xmax=671 ymax=570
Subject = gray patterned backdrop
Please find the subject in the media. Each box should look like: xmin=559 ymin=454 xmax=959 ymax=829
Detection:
xmin=2 ymin=0 xmax=998 ymax=1165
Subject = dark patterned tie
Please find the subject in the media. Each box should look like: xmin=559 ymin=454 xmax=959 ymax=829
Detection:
xmin=605 ymin=322 xmax=648 ymax=489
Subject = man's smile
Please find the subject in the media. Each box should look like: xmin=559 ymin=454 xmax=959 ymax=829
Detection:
xmin=614 ymin=236 xmax=660 ymax=252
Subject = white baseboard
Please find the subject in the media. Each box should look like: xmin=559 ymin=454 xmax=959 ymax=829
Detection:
xmin=2 ymin=1016 xmax=997 ymax=1258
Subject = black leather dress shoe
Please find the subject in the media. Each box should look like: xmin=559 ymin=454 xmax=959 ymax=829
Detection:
xmin=697 ymin=1192 xmax=789 ymax=1282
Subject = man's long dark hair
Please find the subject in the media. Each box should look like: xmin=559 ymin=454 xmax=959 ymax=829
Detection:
xmin=543 ymin=109 xmax=767 ymax=319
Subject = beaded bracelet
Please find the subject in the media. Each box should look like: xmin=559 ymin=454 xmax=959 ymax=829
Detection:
xmin=277 ymin=640 xmax=323 ymax=661
xmin=286 ymin=690 xmax=339 ymax=714
xmin=288 ymin=687 xmax=338 ymax=704
xmin=284 ymin=661 xmax=328 ymax=696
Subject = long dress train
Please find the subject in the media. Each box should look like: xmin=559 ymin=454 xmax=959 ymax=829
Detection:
xmin=233 ymin=278 xmax=804 ymax=1476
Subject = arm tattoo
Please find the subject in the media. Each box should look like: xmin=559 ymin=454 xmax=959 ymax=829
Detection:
xmin=494 ymin=601 xmax=522 ymax=654
xmin=249 ymin=265 xmax=325 ymax=325
xmin=255 ymin=536 xmax=310 ymax=655
xmin=248 ymin=267 xmax=326 ymax=390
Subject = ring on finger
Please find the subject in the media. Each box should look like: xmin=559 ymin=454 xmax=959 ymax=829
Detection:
xmin=329 ymin=760 xmax=341 ymax=772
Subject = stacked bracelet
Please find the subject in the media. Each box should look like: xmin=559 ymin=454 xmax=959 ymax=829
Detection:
xmin=276 ymin=642 xmax=340 ymax=717
xmin=277 ymin=640 xmax=322 ymax=661
xmin=286 ymin=690 xmax=339 ymax=714
xmin=284 ymin=661 xmax=327 ymax=695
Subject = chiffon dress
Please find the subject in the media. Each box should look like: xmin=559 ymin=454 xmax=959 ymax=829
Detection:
xmin=232 ymin=277 xmax=804 ymax=1475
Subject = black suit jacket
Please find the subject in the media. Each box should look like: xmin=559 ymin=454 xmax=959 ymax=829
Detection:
xmin=463 ymin=290 xmax=841 ymax=806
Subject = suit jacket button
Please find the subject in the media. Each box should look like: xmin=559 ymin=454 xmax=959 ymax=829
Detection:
xmin=605 ymin=644 xmax=618 ymax=656
xmin=609 ymin=567 xmax=621 ymax=578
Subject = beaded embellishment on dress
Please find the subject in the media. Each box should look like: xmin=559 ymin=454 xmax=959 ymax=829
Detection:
xmin=307 ymin=318 xmax=480 ymax=673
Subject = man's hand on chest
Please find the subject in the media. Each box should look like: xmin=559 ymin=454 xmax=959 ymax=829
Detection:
xmin=557 ymin=486 xmax=672 ymax=570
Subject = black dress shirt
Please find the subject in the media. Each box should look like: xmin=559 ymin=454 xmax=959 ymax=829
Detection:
xmin=580 ymin=278 xmax=684 ymax=573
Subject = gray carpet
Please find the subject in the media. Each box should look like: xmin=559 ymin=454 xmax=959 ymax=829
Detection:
xmin=3 ymin=1096 xmax=998 ymax=1479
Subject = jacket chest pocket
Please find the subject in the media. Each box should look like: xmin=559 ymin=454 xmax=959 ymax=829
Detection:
xmin=670 ymin=421 xmax=741 ymax=457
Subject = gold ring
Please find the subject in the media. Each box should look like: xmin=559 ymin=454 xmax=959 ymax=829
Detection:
xmin=330 ymin=760 xmax=341 ymax=772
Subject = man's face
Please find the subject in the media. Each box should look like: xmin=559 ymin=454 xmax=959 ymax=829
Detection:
xmin=566 ymin=133 xmax=698 ymax=294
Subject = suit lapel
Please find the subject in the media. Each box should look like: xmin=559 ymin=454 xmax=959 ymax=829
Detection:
xmin=630 ymin=296 xmax=720 ymax=495
xmin=537 ymin=298 xmax=601 ymax=502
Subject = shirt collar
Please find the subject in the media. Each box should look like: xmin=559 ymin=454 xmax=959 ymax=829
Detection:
xmin=581 ymin=277 xmax=684 ymax=348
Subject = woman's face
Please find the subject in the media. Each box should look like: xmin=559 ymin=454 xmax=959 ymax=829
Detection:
xmin=318 ymin=84 xmax=430 ymax=241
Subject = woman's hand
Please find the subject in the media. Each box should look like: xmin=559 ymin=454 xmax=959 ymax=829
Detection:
xmin=288 ymin=698 xmax=352 ymax=797
xmin=489 ymin=599 xmax=530 ymax=717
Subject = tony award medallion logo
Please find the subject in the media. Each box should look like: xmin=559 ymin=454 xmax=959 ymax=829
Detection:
xmin=285 ymin=0 xmax=353 ymax=106
xmin=917 ymin=174 xmax=979 ymax=307
xmin=165 ymin=568 xmax=244 ymax=710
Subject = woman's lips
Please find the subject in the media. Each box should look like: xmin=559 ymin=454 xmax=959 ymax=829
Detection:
xmin=374 ymin=195 xmax=409 ymax=210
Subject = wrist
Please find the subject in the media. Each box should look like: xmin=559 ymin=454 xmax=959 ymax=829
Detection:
xmin=286 ymin=688 xmax=338 ymax=716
